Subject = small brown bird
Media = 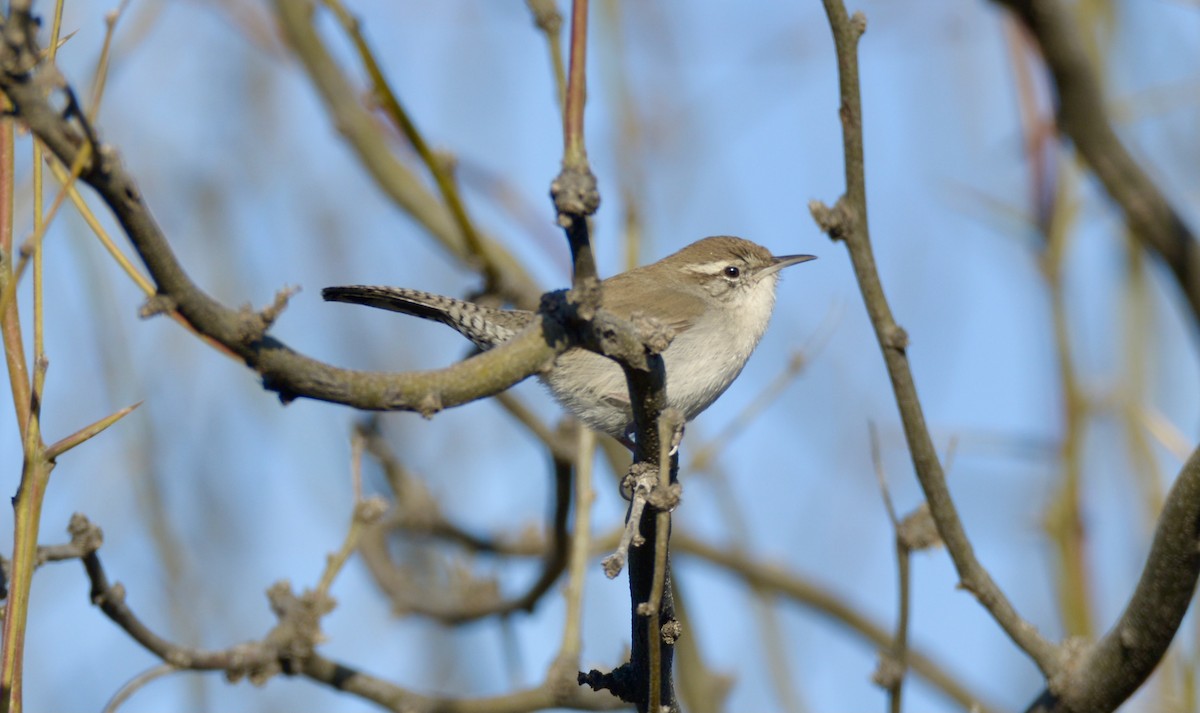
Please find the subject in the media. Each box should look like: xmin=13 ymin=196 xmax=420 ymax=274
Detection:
xmin=324 ymin=236 xmax=814 ymax=442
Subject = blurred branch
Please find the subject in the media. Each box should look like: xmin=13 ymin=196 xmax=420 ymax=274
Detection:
xmin=552 ymin=427 xmax=596 ymax=678
xmin=869 ymin=423 xmax=911 ymax=713
xmin=993 ymin=0 xmax=1200 ymax=325
xmin=1005 ymin=12 xmax=1099 ymax=639
xmin=1037 ymin=160 xmax=1095 ymax=640
xmin=670 ymin=581 xmax=732 ymax=713
xmin=810 ymin=0 xmax=1061 ymax=677
xmin=1026 ymin=447 xmax=1200 ymax=713
xmin=317 ymin=0 xmax=503 ymax=294
xmin=686 ymin=453 xmax=804 ymax=711
xmin=997 ymin=4 xmax=1200 ymax=709
xmin=673 ymin=533 xmax=1002 ymax=713
xmin=526 ymin=0 xmax=567 ymax=113
xmin=101 ymin=664 xmax=176 ymax=713
xmin=271 ymin=1 xmax=540 ymax=308
xmin=494 ymin=391 xmax=577 ymax=462
xmin=0 ymin=6 xmax=592 ymax=415
xmin=356 ymin=421 xmax=572 ymax=624
xmin=66 ymin=513 xmax=619 ymax=712
xmin=689 ymin=307 xmax=838 ymax=473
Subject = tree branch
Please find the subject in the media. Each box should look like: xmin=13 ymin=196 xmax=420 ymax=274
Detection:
xmin=993 ymin=0 xmax=1200 ymax=326
xmin=811 ymin=0 xmax=1062 ymax=676
xmin=1025 ymin=446 xmax=1200 ymax=713
xmin=0 ymin=8 xmax=578 ymax=416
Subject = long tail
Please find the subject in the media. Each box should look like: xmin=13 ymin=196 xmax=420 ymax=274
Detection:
xmin=322 ymin=285 xmax=534 ymax=348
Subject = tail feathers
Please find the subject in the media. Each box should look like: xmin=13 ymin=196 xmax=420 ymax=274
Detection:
xmin=322 ymin=285 xmax=534 ymax=348
xmin=323 ymin=286 xmax=463 ymax=323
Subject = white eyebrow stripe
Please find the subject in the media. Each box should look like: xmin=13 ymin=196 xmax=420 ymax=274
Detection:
xmin=685 ymin=260 xmax=738 ymax=276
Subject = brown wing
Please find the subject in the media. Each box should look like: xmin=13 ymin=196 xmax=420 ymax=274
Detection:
xmin=599 ymin=268 xmax=705 ymax=335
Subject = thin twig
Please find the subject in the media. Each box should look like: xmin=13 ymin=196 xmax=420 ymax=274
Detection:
xmin=318 ymin=0 xmax=503 ymax=294
xmin=101 ymin=664 xmax=176 ymax=713
xmin=673 ymin=533 xmax=1002 ymax=713
xmin=556 ymin=427 xmax=595 ymax=676
xmin=526 ymin=0 xmax=567 ymax=113
xmin=869 ymin=422 xmax=909 ymax=713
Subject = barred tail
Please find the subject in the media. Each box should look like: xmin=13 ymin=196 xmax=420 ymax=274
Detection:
xmin=322 ymin=286 xmax=467 ymax=328
xmin=322 ymin=285 xmax=533 ymax=348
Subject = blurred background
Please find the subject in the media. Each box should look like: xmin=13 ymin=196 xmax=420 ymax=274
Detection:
xmin=1 ymin=1 xmax=1198 ymax=711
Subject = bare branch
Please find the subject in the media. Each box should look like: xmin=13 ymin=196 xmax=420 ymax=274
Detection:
xmin=0 ymin=8 xmax=576 ymax=414
xmin=812 ymin=0 xmax=1062 ymax=676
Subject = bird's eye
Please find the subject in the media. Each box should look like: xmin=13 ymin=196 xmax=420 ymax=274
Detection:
xmin=723 ymin=265 xmax=741 ymax=279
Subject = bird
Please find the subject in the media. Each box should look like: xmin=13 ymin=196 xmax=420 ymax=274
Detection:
xmin=323 ymin=236 xmax=814 ymax=444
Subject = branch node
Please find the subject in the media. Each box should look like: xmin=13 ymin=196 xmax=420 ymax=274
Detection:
xmin=897 ymin=502 xmax=941 ymax=551
xmin=233 ymin=287 xmax=299 ymax=346
xmin=67 ymin=512 xmax=103 ymax=555
xmin=660 ymin=618 xmax=682 ymax=644
xmin=871 ymin=652 xmax=905 ymax=689
xmin=138 ymin=293 xmax=177 ymax=319
xmin=884 ymin=324 xmax=909 ymax=352
xmin=258 ymin=285 xmax=300 ymax=331
xmin=231 ymin=580 xmax=337 ymax=684
xmin=550 ymin=164 xmax=600 ymax=229
xmin=527 ymin=0 xmax=563 ymax=34
xmin=417 ymin=392 xmax=443 ymax=419
xmin=94 ymin=580 xmax=126 ymax=607
xmin=0 ymin=10 xmax=41 ymax=77
xmin=353 ymin=496 xmax=388 ymax=525
xmin=577 ymin=664 xmax=636 ymax=703
xmin=850 ymin=11 xmax=868 ymax=37
xmin=1046 ymin=636 xmax=1087 ymax=695
xmin=808 ymin=197 xmax=853 ymax=241
xmin=645 ymin=482 xmax=681 ymax=512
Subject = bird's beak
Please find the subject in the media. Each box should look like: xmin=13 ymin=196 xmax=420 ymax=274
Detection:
xmin=761 ymin=253 xmax=816 ymax=278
